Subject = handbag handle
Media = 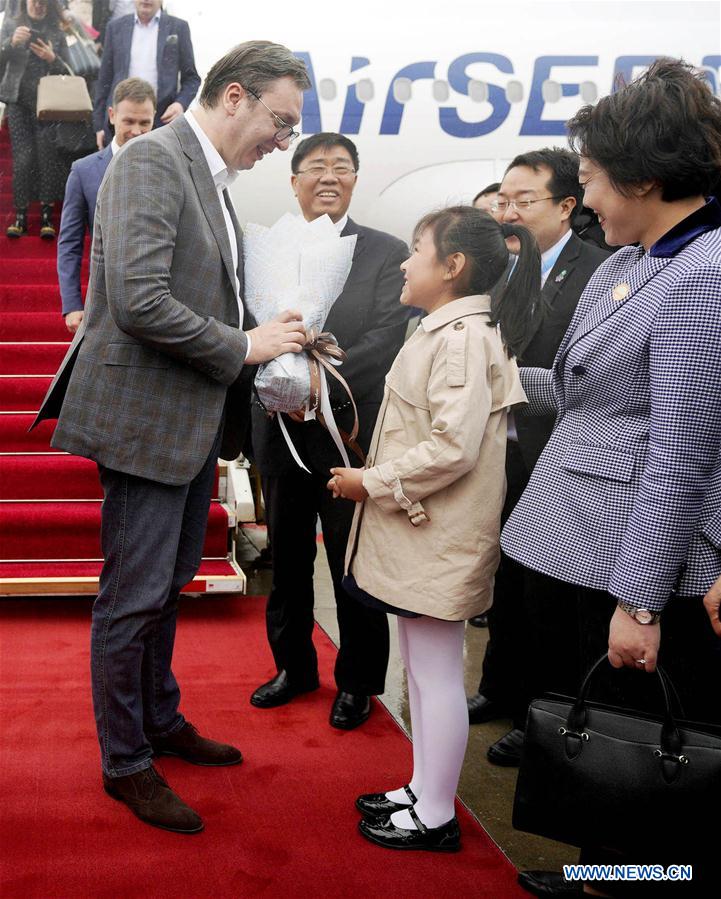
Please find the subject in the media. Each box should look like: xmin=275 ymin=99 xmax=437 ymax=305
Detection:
xmin=566 ymin=655 xmax=687 ymax=772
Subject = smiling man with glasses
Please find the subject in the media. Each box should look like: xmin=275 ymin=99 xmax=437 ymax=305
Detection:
xmin=250 ymin=133 xmax=411 ymax=731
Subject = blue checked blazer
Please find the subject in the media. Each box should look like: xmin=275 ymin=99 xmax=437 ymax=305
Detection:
xmin=501 ymin=202 xmax=721 ymax=610
xmin=92 ymin=12 xmax=200 ymax=134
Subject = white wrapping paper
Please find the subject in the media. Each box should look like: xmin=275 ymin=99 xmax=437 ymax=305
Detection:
xmin=243 ymin=213 xmax=357 ymax=413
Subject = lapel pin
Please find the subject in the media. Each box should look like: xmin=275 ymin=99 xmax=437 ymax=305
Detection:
xmin=612 ymin=282 xmax=630 ymax=302
xmin=554 ymin=269 xmax=567 ymax=283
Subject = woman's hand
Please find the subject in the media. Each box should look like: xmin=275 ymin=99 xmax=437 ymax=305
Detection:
xmin=29 ymin=37 xmax=55 ymax=63
xmin=327 ymin=467 xmax=368 ymax=502
xmin=608 ymin=606 xmax=660 ymax=672
xmin=11 ymin=26 xmax=32 ymax=47
xmin=703 ymin=576 xmax=721 ymax=637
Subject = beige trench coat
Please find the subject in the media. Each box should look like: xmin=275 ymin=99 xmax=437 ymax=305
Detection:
xmin=345 ymin=294 xmax=527 ymax=620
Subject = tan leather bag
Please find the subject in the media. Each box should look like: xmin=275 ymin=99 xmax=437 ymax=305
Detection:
xmin=36 ymin=61 xmax=92 ymax=122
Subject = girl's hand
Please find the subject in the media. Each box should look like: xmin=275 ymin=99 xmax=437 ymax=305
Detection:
xmin=29 ymin=38 xmax=55 ymax=63
xmin=327 ymin=467 xmax=368 ymax=502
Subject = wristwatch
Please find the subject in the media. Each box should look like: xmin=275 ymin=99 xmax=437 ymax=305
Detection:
xmin=617 ymin=600 xmax=662 ymax=625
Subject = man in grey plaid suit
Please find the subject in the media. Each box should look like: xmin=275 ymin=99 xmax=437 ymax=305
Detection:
xmin=34 ymin=41 xmax=311 ymax=834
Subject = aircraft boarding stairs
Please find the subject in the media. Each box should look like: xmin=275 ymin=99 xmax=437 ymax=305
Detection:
xmin=0 ymin=121 xmax=254 ymax=597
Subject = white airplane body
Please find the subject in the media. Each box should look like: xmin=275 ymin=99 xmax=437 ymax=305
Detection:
xmin=164 ymin=0 xmax=720 ymax=242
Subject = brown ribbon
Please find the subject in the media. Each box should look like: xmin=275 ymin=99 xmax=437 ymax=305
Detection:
xmin=305 ymin=328 xmax=365 ymax=464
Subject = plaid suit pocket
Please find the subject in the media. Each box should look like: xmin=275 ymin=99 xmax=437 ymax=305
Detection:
xmin=102 ymin=343 xmax=171 ymax=369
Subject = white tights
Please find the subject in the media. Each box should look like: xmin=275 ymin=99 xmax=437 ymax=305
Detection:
xmin=385 ymin=615 xmax=468 ymax=830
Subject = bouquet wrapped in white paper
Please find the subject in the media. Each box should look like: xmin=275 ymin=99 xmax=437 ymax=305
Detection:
xmin=243 ymin=213 xmax=357 ymax=413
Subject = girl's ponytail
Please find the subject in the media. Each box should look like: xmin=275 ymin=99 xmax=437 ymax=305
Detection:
xmin=491 ymin=223 xmax=541 ymax=358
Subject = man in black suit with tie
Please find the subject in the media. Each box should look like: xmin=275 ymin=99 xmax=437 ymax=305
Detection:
xmin=466 ymin=148 xmax=610 ymax=765
xmin=250 ymin=133 xmax=410 ymax=730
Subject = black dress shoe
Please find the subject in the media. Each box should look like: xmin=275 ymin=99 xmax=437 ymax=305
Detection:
xmin=103 ymin=765 xmax=204 ymax=834
xmin=487 ymin=727 xmax=525 ymax=766
xmin=359 ymin=808 xmax=460 ymax=852
xmin=150 ymin=721 xmax=242 ymax=766
xmin=468 ymin=613 xmax=489 ymax=627
xmin=518 ymin=870 xmax=583 ymax=896
xmin=329 ymin=691 xmax=371 ymax=730
xmin=250 ymin=669 xmax=319 ymax=708
xmin=467 ymin=692 xmax=510 ymax=724
xmin=356 ymin=784 xmax=417 ymax=818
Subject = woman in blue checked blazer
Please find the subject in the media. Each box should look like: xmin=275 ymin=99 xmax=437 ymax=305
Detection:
xmin=503 ymin=57 xmax=721 ymax=693
xmin=502 ymin=58 xmax=721 ymax=894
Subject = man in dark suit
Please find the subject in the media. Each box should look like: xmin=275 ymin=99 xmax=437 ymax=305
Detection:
xmin=250 ymin=133 xmax=410 ymax=730
xmin=92 ymin=0 xmax=200 ymax=149
xmin=58 ymin=77 xmax=156 ymax=334
xmin=466 ymin=148 xmax=609 ymax=765
xmin=35 ymin=41 xmax=311 ymax=834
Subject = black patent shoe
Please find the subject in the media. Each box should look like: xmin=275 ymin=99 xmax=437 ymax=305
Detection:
xmin=40 ymin=205 xmax=56 ymax=240
xmin=358 ymin=807 xmax=461 ymax=852
xmin=356 ymin=784 xmax=417 ymax=818
xmin=6 ymin=210 xmax=27 ymax=238
xmin=359 ymin=807 xmax=460 ymax=852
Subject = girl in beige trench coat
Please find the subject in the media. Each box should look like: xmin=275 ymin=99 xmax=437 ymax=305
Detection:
xmin=327 ymin=206 xmax=540 ymax=852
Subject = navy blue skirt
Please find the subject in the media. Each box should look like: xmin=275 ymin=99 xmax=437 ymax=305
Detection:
xmin=342 ymin=573 xmax=421 ymax=619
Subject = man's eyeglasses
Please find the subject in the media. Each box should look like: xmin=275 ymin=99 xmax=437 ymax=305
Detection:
xmin=244 ymin=87 xmax=300 ymax=144
xmin=490 ymin=195 xmax=567 ymax=213
xmin=295 ymin=164 xmax=357 ymax=179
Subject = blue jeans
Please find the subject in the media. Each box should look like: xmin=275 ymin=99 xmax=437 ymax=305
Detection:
xmin=92 ymin=428 xmax=222 ymax=777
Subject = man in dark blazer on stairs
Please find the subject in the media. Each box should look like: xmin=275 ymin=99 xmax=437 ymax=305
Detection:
xmin=34 ymin=41 xmax=311 ymax=834
xmin=92 ymin=0 xmax=200 ymax=149
xmin=57 ymin=77 xmax=156 ymax=335
xmin=466 ymin=148 xmax=610 ymax=765
xmin=250 ymin=133 xmax=410 ymax=730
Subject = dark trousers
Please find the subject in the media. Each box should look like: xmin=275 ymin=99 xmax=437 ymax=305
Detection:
xmin=262 ymin=468 xmax=389 ymax=695
xmin=7 ymin=102 xmax=59 ymax=209
xmin=92 ymin=428 xmax=221 ymax=777
xmin=477 ymin=441 xmax=532 ymax=726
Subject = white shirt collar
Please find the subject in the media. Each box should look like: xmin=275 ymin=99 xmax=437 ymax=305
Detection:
xmin=540 ymin=228 xmax=573 ymax=274
xmin=185 ymin=109 xmax=238 ymax=191
xmin=134 ymin=10 xmax=161 ymax=26
xmin=333 ymin=214 xmax=349 ymax=234
xmin=110 ymin=137 xmax=121 ymax=156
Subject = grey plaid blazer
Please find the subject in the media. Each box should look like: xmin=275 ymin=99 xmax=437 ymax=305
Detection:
xmin=34 ymin=116 xmax=250 ymax=485
xmin=502 ymin=221 xmax=721 ymax=609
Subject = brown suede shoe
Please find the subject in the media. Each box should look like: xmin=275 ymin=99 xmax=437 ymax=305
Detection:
xmin=150 ymin=722 xmax=243 ymax=766
xmin=103 ymin=765 xmax=204 ymax=833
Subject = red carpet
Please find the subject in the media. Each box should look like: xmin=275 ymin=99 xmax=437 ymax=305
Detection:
xmin=0 ymin=500 xmax=230 ymax=560
xmin=0 ymin=595 xmax=523 ymax=898
xmin=0 ymin=123 xmax=238 ymax=594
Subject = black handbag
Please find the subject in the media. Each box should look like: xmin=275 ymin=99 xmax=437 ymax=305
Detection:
xmin=513 ymin=655 xmax=721 ymax=853
xmin=65 ymin=28 xmax=101 ymax=79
